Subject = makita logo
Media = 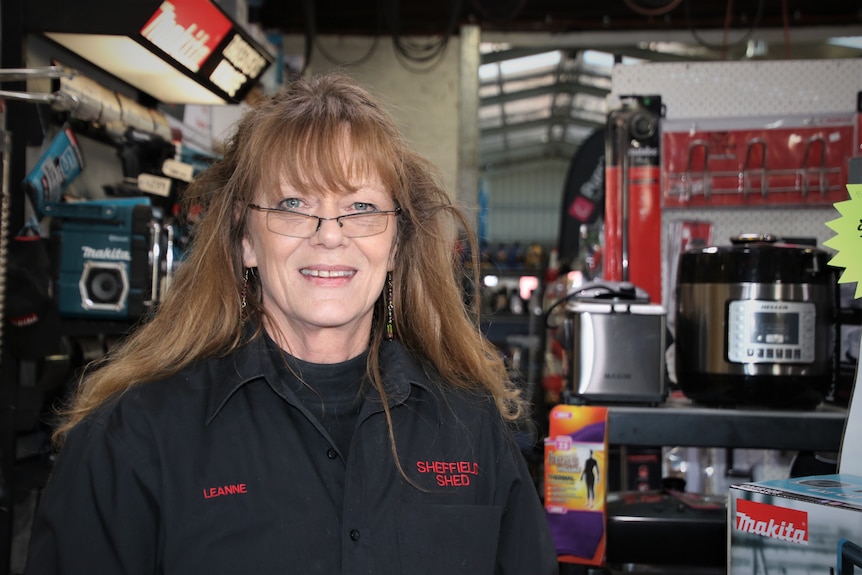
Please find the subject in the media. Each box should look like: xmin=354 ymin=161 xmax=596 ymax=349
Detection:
xmin=82 ymin=246 xmax=132 ymax=262
xmin=141 ymin=1 xmax=212 ymax=72
xmin=627 ymin=146 xmax=658 ymax=158
xmin=735 ymin=499 xmax=808 ymax=545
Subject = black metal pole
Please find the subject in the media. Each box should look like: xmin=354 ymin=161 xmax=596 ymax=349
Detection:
xmin=1 ymin=0 xmax=29 ymax=572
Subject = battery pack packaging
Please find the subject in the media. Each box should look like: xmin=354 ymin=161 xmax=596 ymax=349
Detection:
xmin=22 ymin=124 xmax=84 ymax=216
xmin=729 ymin=474 xmax=862 ymax=574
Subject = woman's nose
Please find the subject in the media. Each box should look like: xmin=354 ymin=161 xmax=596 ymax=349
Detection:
xmin=311 ymin=216 xmax=346 ymax=246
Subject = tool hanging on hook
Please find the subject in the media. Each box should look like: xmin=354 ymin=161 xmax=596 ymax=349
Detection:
xmin=1 ymin=66 xmax=173 ymax=142
xmin=0 ymin=65 xmax=79 ymax=110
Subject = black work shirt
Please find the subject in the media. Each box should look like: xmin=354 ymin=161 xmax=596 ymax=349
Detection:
xmin=24 ymin=337 xmax=558 ymax=574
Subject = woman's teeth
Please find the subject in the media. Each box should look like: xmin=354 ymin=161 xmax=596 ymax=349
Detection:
xmin=301 ymin=269 xmax=355 ymax=278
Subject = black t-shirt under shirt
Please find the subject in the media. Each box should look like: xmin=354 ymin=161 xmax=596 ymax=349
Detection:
xmin=268 ymin=336 xmax=366 ymax=459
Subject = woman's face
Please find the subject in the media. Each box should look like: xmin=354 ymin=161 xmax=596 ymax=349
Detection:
xmin=241 ymin=171 xmax=398 ymax=358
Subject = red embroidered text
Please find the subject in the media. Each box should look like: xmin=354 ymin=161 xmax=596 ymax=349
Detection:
xmin=416 ymin=460 xmax=479 ymax=487
xmin=203 ymin=483 xmax=248 ymax=499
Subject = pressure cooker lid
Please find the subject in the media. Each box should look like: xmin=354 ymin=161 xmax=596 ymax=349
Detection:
xmin=677 ymin=233 xmax=833 ymax=284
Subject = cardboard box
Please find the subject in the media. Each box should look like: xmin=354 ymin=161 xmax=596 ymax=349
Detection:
xmin=729 ymin=474 xmax=862 ymax=574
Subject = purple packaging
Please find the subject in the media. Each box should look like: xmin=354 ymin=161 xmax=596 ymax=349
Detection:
xmin=544 ymin=404 xmax=608 ymax=566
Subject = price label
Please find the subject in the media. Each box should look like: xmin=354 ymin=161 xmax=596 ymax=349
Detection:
xmin=162 ymin=159 xmax=195 ymax=183
xmin=824 ymin=184 xmax=862 ymax=298
xmin=138 ymin=173 xmax=172 ymax=198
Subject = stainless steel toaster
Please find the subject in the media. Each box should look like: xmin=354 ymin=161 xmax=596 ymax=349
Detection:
xmin=563 ymin=282 xmax=667 ymax=405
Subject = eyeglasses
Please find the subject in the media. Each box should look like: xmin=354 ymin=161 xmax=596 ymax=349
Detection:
xmin=248 ymin=204 xmax=401 ymax=238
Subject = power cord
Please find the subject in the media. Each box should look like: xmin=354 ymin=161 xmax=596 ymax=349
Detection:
xmin=623 ymin=0 xmax=683 ymax=18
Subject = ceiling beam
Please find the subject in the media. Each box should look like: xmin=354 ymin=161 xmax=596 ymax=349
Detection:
xmin=481 ymin=81 xmax=609 ymax=107
xmin=481 ymin=26 xmax=862 ymax=50
xmin=480 ymin=142 xmax=579 ymax=170
xmin=480 ymin=47 xmax=558 ymax=65
xmin=481 ymin=115 xmax=603 ymax=139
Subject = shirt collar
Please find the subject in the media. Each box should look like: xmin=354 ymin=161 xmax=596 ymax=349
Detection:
xmin=204 ymin=335 xmax=430 ymax=424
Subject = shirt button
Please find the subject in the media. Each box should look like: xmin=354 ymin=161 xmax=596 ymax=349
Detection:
xmin=350 ymin=529 xmax=360 ymax=541
xmin=326 ymin=448 xmax=338 ymax=459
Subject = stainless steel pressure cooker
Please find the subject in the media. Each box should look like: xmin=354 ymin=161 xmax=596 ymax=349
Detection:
xmin=674 ymin=234 xmax=837 ymax=409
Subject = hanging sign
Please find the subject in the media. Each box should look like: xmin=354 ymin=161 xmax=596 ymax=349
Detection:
xmin=140 ymin=0 xmax=272 ymax=102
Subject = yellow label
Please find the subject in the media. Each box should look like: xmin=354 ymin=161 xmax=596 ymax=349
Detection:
xmin=824 ymin=184 xmax=862 ymax=299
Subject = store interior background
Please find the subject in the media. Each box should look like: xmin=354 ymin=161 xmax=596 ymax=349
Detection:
xmin=3 ymin=1 xmax=862 ymax=574
xmin=269 ymin=0 xmax=862 ymax=505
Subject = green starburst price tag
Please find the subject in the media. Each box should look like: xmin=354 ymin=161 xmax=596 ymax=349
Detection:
xmin=824 ymin=184 xmax=862 ymax=299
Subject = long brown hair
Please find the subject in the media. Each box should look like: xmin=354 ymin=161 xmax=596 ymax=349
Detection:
xmin=53 ymin=73 xmax=523 ymax=443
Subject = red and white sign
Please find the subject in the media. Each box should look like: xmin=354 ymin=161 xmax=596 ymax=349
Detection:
xmin=141 ymin=0 xmax=233 ymax=73
xmin=735 ymin=498 xmax=809 ymax=545
xmin=140 ymin=0 xmax=271 ymax=101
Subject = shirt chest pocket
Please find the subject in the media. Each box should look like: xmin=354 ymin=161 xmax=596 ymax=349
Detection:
xmin=395 ymin=503 xmax=502 ymax=574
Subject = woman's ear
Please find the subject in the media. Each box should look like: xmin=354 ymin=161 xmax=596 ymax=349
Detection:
xmin=242 ymin=236 xmax=258 ymax=269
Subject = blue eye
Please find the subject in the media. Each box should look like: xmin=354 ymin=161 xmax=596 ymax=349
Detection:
xmin=278 ymin=198 xmax=304 ymax=210
xmin=353 ymin=202 xmax=378 ymax=212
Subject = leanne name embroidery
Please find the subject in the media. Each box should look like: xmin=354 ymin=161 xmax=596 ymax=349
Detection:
xmin=203 ymin=483 xmax=248 ymax=499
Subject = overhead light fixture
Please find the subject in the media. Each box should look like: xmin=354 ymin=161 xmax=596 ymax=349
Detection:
xmin=26 ymin=0 xmax=274 ymax=105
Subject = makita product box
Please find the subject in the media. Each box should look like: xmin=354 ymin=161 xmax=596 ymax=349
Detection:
xmin=729 ymin=474 xmax=862 ymax=574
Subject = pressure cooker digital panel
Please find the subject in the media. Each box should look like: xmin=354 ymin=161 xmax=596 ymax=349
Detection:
xmin=727 ymin=300 xmax=816 ymax=364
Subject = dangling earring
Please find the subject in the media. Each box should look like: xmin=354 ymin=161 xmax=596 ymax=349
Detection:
xmin=240 ymin=268 xmax=250 ymax=324
xmin=385 ymin=271 xmax=395 ymax=341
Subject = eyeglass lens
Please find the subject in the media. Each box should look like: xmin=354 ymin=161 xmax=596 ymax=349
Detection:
xmin=266 ymin=211 xmax=392 ymax=238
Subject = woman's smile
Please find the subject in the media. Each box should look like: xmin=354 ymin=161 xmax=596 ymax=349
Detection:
xmin=300 ymin=267 xmax=356 ymax=278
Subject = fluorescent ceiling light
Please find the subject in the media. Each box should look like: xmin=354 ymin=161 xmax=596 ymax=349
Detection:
xmin=500 ymin=51 xmax=561 ymax=75
xmin=479 ymin=50 xmax=562 ymax=81
xmin=828 ymin=36 xmax=862 ymax=49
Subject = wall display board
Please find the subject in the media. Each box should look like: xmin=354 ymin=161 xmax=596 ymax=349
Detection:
xmin=611 ymin=58 xmax=862 ymax=305
xmin=662 ymin=112 xmax=856 ymax=209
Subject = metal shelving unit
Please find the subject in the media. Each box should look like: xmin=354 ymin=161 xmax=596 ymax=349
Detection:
xmin=603 ymin=400 xmax=847 ymax=452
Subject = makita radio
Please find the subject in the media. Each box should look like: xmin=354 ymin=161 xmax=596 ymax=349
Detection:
xmin=47 ymin=197 xmax=168 ymax=320
xmin=22 ymin=126 xmax=177 ymax=320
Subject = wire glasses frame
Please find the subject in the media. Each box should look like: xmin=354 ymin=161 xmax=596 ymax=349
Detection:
xmin=248 ymin=204 xmax=401 ymax=238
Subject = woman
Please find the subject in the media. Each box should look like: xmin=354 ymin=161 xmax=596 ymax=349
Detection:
xmin=24 ymin=74 xmax=558 ymax=574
